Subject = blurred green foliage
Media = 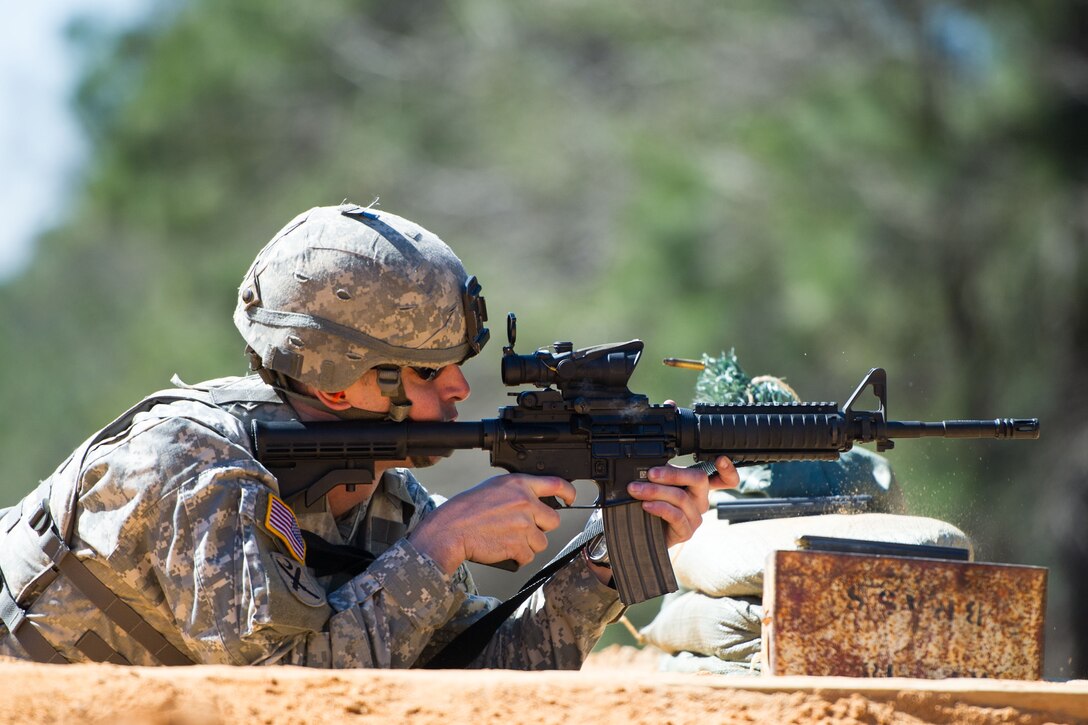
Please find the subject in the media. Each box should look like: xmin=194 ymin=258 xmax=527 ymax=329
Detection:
xmin=2 ymin=0 xmax=1086 ymax=676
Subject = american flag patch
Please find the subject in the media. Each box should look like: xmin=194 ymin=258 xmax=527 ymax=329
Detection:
xmin=265 ymin=494 xmax=306 ymax=563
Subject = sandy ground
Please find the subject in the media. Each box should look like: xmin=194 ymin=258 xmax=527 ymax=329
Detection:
xmin=0 ymin=647 xmax=1083 ymax=725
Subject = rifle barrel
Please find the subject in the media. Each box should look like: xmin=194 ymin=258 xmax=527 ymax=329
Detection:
xmin=884 ymin=418 xmax=1039 ymax=439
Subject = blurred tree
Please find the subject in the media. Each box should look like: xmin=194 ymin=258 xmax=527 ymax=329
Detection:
xmin=0 ymin=0 xmax=1083 ymax=676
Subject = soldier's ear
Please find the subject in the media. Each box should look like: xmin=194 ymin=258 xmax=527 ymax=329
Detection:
xmin=314 ymin=389 xmax=350 ymax=410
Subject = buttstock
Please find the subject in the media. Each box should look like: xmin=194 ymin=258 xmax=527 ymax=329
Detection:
xmin=602 ymin=502 xmax=678 ymax=605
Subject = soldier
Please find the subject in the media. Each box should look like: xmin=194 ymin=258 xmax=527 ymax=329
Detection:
xmin=0 ymin=203 xmax=737 ymax=668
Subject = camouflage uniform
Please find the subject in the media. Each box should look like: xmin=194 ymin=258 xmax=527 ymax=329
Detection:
xmin=0 ymin=374 xmax=623 ymax=668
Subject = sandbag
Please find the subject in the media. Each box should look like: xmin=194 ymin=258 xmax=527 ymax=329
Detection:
xmin=669 ymin=512 xmax=973 ymax=598
xmin=656 ymin=650 xmax=762 ymax=676
xmin=639 ymin=591 xmax=761 ymax=661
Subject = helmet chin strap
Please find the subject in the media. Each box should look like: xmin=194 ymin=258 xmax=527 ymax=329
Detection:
xmin=373 ymin=366 xmax=413 ymax=422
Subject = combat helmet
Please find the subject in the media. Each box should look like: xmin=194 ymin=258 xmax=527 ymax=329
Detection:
xmin=234 ymin=203 xmax=489 ymax=420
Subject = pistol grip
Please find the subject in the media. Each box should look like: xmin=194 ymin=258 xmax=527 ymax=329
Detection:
xmin=602 ymin=502 xmax=678 ymax=605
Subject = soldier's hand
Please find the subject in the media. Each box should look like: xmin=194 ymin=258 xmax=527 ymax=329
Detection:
xmin=625 ymin=455 xmax=738 ymax=548
xmin=408 ymin=474 xmax=576 ymax=575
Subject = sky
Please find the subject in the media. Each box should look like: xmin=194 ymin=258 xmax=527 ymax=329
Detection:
xmin=0 ymin=0 xmax=148 ymax=283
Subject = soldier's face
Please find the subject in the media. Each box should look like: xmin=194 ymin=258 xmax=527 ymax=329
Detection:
xmin=337 ymin=365 xmax=469 ymax=470
xmin=322 ymin=365 xmax=472 ymax=512
xmin=336 ymin=365 xmax=470 ymax=423
xmin=400 ymin=365 xmax=471 ymax=422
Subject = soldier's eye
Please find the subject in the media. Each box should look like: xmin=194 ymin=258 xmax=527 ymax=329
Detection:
xmin=409 ymin=366 xmax=442 ymax=382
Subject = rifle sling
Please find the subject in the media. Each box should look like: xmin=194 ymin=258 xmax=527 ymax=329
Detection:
xmin=423 ymin=519 xmax=606 ymax=669
xmin=300 ymin=530 xmax=377 ymax=578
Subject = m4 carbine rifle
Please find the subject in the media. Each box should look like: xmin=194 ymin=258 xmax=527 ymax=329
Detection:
xmin=252 ymin=314 xmax=1039 ymax=606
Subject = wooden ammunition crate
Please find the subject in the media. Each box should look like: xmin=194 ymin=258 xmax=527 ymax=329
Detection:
xmin=763 ymin=549 xmax=1047 ymax=679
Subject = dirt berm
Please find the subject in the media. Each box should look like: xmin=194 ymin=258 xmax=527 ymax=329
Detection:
xmin=0 ymin=647 xmax=1084 ymax=724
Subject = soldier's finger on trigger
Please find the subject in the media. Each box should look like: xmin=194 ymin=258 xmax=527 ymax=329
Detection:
xmin=527 ymin=475 xmax=576 ymax=506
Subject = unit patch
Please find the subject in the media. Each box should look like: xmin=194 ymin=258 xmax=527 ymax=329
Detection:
xmin=265 ymin=494 xmax=307 ymax=563
xmin=272 ymin=553 xmax=327 ymax=608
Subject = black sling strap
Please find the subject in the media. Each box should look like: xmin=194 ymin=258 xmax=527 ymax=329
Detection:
xmin=300 ymin=530 xmax=377 ymax=578
xmin=422 ymin=520 xmax=606 ymax=669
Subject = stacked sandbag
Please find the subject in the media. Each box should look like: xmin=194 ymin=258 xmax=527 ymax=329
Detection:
xmin=639 ymin=590 xmax=764 ymax=675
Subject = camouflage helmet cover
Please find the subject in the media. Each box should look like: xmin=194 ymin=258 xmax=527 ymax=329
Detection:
xmin=234 ymin=203 xmax=489 ymax=392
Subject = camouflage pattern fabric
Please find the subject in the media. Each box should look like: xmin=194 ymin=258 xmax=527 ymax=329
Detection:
xmin=0 ymin=375 xmax=622 ymax=668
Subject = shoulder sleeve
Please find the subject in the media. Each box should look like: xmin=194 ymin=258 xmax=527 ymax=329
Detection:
xmin=157 ymin=468 xmax=333 ymax=665
xmin=71 ymin=407 xmax=330 ymax=666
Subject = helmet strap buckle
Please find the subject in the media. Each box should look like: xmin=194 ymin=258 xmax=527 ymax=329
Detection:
xmin=375 ymin=366 xmax=413 ymax=422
